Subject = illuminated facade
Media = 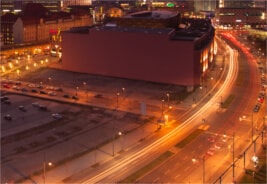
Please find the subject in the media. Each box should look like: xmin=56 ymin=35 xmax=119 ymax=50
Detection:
xmin=1 ymin=3 xmax=93 ymax=47
xmin=61 ymin=11 xmax=215 ymax=90
xmin=216 ymin=7 xmax=266 ymax=27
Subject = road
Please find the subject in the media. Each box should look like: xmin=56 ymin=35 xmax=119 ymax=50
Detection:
xmin=76 ymin=33 xmax=239 ymax=183
xmin=134 ymin=33 xmax=266 ymax=183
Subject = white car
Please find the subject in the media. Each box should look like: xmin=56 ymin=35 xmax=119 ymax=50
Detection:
xmin=52 ymin=113 xmax=63 ymax=119
xmin=48 ymin=91 xmax=57 ymax=96
xmin=32 ymin=102 xmax=39 ymax=107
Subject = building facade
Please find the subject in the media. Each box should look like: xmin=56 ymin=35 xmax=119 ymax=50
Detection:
xmin=61 ymin=11 xmax=215 ymax=90
xmin=216 ymin=7 xmax=266 ymax=28
xmin=1 ymin=3 xmax=93 ymax=47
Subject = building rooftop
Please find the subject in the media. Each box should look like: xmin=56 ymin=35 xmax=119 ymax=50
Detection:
xmin=93 ymin=25 xmax=174 ymax=34
xmin=124 ymin=10 xmax=179 ymax=19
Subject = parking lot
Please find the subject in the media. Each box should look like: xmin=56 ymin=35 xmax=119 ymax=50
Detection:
xmin=1 ymin=66 xmax=190 ymax=183
xmin=1 ymin=93 xmax=150 ymax=182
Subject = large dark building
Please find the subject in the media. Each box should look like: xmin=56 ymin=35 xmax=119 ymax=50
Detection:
xmin=61 ymin=10 xmax=215 ymax=91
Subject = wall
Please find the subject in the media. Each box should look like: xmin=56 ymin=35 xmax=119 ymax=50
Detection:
xmin=61 ymin=28 xmax=199 ymax=87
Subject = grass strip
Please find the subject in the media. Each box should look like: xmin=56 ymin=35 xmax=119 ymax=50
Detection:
xmin=175 ymin=129 xmax=204 ymax=148
xmin=221 ymin=94 xmax=235 ymax=109
xmin=119 ymin=151 xmax=174 ymax=183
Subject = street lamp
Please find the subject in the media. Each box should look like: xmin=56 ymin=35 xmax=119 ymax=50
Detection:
xmin=224 ymin=132 xmax=235 ymax=183
xmin=166 ymin=93 xmax=170 ymax=107
xmin=161 ymin=98 xmax=165 ymax=117
xmin=118 ymin=131 xmax=123 ymax=151
xmin=252 ymin=112 xmax=254 ymax=143
xmin=43 ymin=162 xmax=52 ymax=184
xmin=83 ymin=82 xmax=88 ymax=102
xmin=75 ymin=86 xmax=79 ymax=96
xmin=48 ymin=77 xmax=52 ymax=85
xmin=192 ymin=156 xmax=205 ymax=184
xmin=116 ymin=92 xmax=120 ymax=109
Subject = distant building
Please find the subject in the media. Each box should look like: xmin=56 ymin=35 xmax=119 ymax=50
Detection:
xmin=215 ymin=7 xmax=266 ymax=28
xmin=1 ymin=0 xmax=92 ymax=14
xmin=1 ymin=3 xmax=93 ymax=47
xmin=61 ymin=10 xmax=216 ymax=90
xmin=1 ymin=0 xmax=61 ymax=14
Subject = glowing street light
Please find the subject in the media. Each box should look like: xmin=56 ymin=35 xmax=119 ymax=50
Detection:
xmin=223 ymin=132 xmax=235 ymax=183
xmin=166 ymin=93 xmax=170 ymax=107
xmin=116 ymin=92 xmax=120 ymax=109
xmin=161 ymin=98 xmax=165 ymax=117
xmin=48 ymin=77 xmax=52 ymax=84
xmin=83 ymin=82 xmax=88 ymax=101
xmin=118 ymin=131 xmax=123 ymax=151
xmin=75 ymin=86 xmax=79 ymax=96
xmin=43 ymin=161 xmax=52 ymax=184
xmin=192 ymin=156 xmax=205 ymax=184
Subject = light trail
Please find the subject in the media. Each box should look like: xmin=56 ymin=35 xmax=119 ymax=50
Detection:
xmin=82 ymin=43 xmax=238 ymax=183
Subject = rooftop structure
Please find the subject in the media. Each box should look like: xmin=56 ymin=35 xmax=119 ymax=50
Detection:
xmin=114 ymin=10 xmax=181 ymax=28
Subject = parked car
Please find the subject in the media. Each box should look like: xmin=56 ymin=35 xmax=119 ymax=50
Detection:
xmin=52 ymin=113 xmax=63 ymax=119
xmin=4 ymin=114 xmax=12 ymax=120
xmin=39 ymin=105 xmax=47 ymax=111
xmin=32 ymin=102 xmax=40 ymax=107
xmin=1 ymin=96 xmax=9 ymax=102
xmin=3 ymin=83 xmax=10 ymax=88
xmin=63 ymin=94 xmax=70 ymax=98
xmin=21 ymin=88 xmax=28 ymax=92
xmin=3 ymin=99 xmax=11 ymax=104
xmin=31 ymin=89 xmax=38 ymax=93
xmin=48 ymin=91 xmax=57 ymax=96
xmin=72 ymin=95 xmax=79 ymax=100
xmin=40 ymin=90 xmax=48 ymax=94
xmin=19 ymin=105 xmax=27 ymax=112
xmin=54 ymin=87 xmax=63 ymax=92
xmin=206 ymin=147 xmax=216 ymax=156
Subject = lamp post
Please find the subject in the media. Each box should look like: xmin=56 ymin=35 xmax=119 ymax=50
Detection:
xmin=48 ymin=77 xmax=51 ymax=85
xmin=75 ymin=86 xmax=79 ymax=97
xmin=116 ymin=91 xmax=120 ymax=109
xmin=224 ymin=132 xmax=235 ymax=183
xmin=166 ymin=93 xmax=170 ymax=107
xmin=192 ymin=156 xmax=205 ymax=184
xmin=112 ymin=126 xmax=115 ymax=156
xmin=161 ymin=98 xmax=165 ymax=117
xmin=252 ymin=112 xmax=254 ymax=143
xmin=43 ymin=161 xmax=52 ymax=184
xmin=118 ymin=131 xmax=123 ymax=151
xmin=83 ymin=82 xmax=88 ymax=101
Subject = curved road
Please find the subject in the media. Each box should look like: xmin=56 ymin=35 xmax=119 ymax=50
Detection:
xmin=80 ymin=35 xmax=239 ymax=183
